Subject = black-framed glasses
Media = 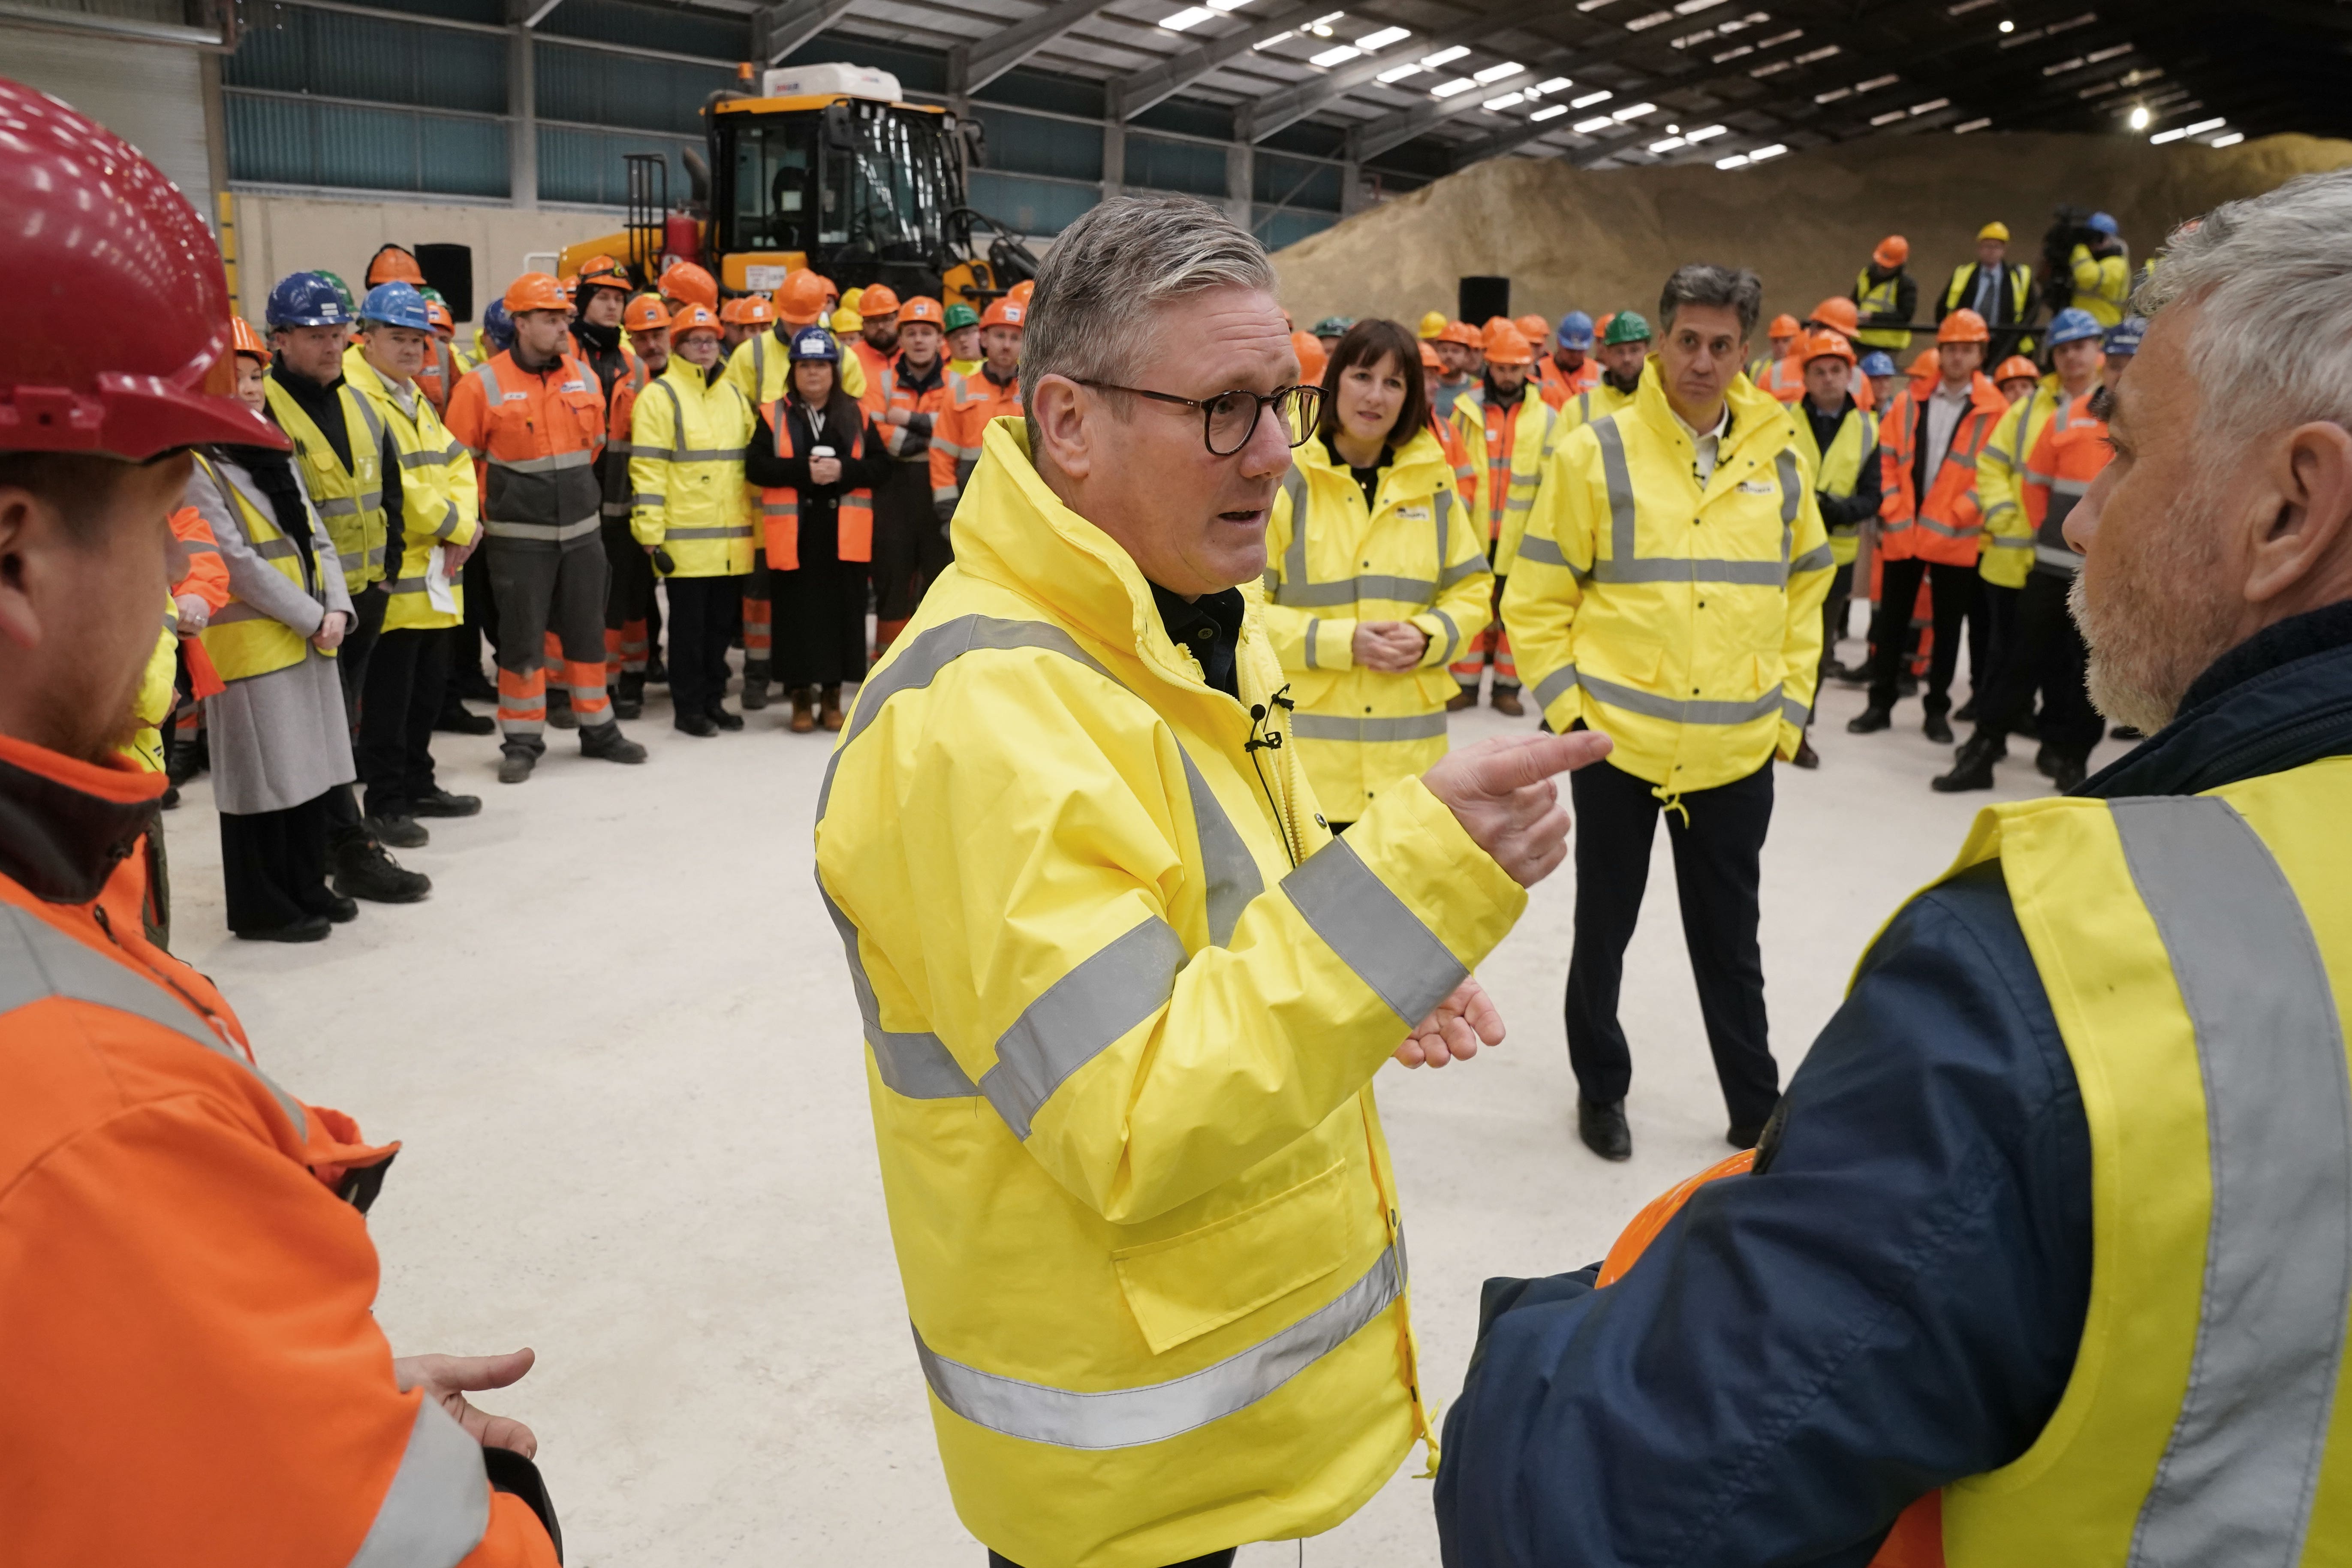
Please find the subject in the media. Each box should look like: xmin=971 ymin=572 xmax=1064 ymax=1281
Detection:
xmin=1075 ymin=379 xmax=1324 ymax=457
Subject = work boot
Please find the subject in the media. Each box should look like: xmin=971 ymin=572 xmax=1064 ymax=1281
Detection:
xmin=324 ymin=893 xmax=359 ymax=924
xmin=1791 ymin=734 xmax=1821 ymax=769
xmin=674 ymin=710 xmax=719 ymax=737
xmin=166 ymin=736 xmax=204 ymax=786
xmin=579 ymin=720 xmax=647 ymax=764
xmin=644 ymin=650 xmax=668 ymax=685
xmin=819 ymin=685 xmax=846 ymax=732
xmin=1953 ymin=697 xmax=1978 ymax=724
xmin=1491 ymin=688 xmax=1524 ymax=717
xmin=1932 ymin=733 xmax=2006 ymax=793
xmin=1831 ymin=659 xmax=1870 ymax=687
xmin=2036 ymin=742 xmax=2062 ymax=779
xmin=1922 ymin=707 xmax=1954 ymax=745
xmin=371 ymin=813 xmax=429 ymax=849
xmin=614 ymin=671 xmax=646 ymax=720
xmin=1577 ymin=1098 xmax=1632 ymax=1162
xmin=1446 ymin=688 xmax=1475 ymax=712
xmin=741 ymin=658 xmax=772 ymax=710
xmin=1846 ymin=704 xmax=1893 ymax=734
xmin=608 ymin=683 xmax=640 ymax=721
xmin=790 ymin=688 xmax=817 ymax=734
xmin=161 ymin=784 xmax=181 ymax=810
xmin=709 ymin=704 xmax=746 ymax=732
xmin=410 ymin=786 xmax=481 ymax=818
xmin=433 ymin=703 xmax=496 ymax=735
xmin=235 ymin=915 xmax=333 ymax=944
xmin=331 ymin=833 xmax=432 ymax=903
xmin=545 ymin=687 xmax=577 ymax=730
xmin=497 ymin=746 xmax=537 ymax=785
xmin=2050 ymin=754 xmax=2089 ymax=792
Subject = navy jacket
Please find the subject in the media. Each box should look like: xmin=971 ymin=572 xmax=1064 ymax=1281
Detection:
xmin=1435 ymin=601 xmax=2352 ymax=1568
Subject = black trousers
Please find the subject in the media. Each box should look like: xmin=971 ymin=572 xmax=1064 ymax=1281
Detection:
xmin=776 ymin=556 xmax=870 ymax=689
xmin=1809 ymin=562 xmax=1855 ymax=722
xmin=1969 ymin=571 xmax=2105 ymax=761
xmin=220 ymin=792 xmax=337 ymax=934
xmin=990 ymin=1553 xmax=1232 ymax=1568
xmin=665 ymin=574 xmax=746 ymax=718
xmin=326 ymin=587 xmax=389 ymax=845
xmin=1975 ymin=580 xmax=2020 ymax=712
xmin=872 ymin=462 xmax=948 ymax=624
xmin=1564 ymin=757 xmax=1780 ymax=1131
xmin=358 ymin=626 xmax=452 ymax=819
xmin=1866 ymin=557 xmax=1981 ymax=713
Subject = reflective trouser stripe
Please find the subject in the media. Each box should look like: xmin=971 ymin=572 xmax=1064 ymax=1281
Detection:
xmin=0 ymin=904 xmax=308 ymax=1135
xmin=1279 ymin=834 xmax=1468 ymax=1026
xmin=565 ymin=660 xmax=611 ymax=724
xmin=981 ymin=917 xmax=1189 ymax=1140
xmin=496 ymin=666 xmax=545 ymax=737
xmin=1291 ymin=712 xmax=1450 ymax=743
xmin=343 ymin=1397 xmax=491 ymax=1568
xmin=915 ymin=1242 xmax=1403 ymax=1450
xmin=484 ymin=515 xmax=600 ymax=544
xmin=742 ymin=596 xmax=772 ymax=657
xmin=2111 ymin=795 xmax=2352 ymax=1564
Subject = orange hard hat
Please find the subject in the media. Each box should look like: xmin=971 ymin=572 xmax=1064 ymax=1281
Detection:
xmin=1937 ymin=307 xmax=1991 ymax=345
xmin=1769 ymin=313 xmax=1801 ymax=339
xmin=1291 ymin=330 xmax=1326 ymax=385
xmin=858 ymin=283 xmax=901 ymax=317
xmin=1420 ymin=341 xmax=1443 ymax=370
xmin=980 ymin=297 xmax=1026 ymax=331
xmin=1803 ymin=329 xmax=1856 ymax=366
xmin=778 ymin=268 xmax=832 ymax=325
xmin=230 ymin=315 xmax=268 ymax=360
xmin=1481 ymin=321 xmax=1535 ymax=366
xmin=503 ymin=272 xmax=569 ymax=315
xmin=576 ymin=254 xmax=629 ymax=293
xmin=1516 ymin=313 xmax=1550 ymax=343
xmin=1439 ymin=319 xmax=1481 ymax=348
xmin=1994 ymin=354 xmax=2040 ymax=384
xmin=425 ymin=301 xmax=453 ymax=333
xmin=1008 ymin=279 xmax=1034 ymax=305
xmin=1810 ymin=296 xmax=1861 ymax=335
xmin=670 ymin=303 xmax=723 ymax=339
xmin=1594 ymin=311 xmax=1617 ymax=340
xmin=623 ymin=294 xmax=671 ymax=332
xmin=365 ymin=244 xmax=425 ymax=288
xmin=558 ymin=275 xmax=578 ymax=302
xmin=658 ymin=261 xmax=718 ymax=312
xmin=1908 ymin=346 xmax=1942 ymax=383
xmin=1873 ymin=234 xmax=1910 ymax=268
xmin=737 ymin=294 xmax=774 ymax=325
xmin=718 ymin=297 xmax=745 ymax=324
xmin=899 ymin=295 xmax=945 ymax=325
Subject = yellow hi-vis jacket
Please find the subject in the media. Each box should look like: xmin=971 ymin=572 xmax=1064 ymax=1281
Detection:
xmin=193 ymin=451 xmax=334 ymax=685
xmin=723 ymin=323 xmax=866 ymax=406
xmin=2068 ymin=244 xmax=2132 ymax=327
xmin=1551 ymin=377 xmax=1637 ymax=438
xmin=265 ymin=368 xmax=388 ymax=591
xmin=1975 ymin=373 xmax=2081 ymax=590
xmin=1927 ymin=757 xmax=2352 ymax=1564
xmin=628 ymin=361 xmax=756 ymax=577
xmin=814 ymin=415 xmax=1528 ymax=1568
xmin=1503 ymin=362 xmax=1832 ymax=795
xmin=1449 ymin=380 xmax=1560 ymax=573
xmin=1788 ymin=400 xmax=1878 ymax=568
xmin=344 ymin=348 xmax=479 ymax=632
xmin=1262 ymin=427 xmax=1492 ymax=823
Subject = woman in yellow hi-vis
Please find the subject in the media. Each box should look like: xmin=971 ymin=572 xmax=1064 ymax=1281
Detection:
xmin=1262 ymin=317 xmax=1493 ymax=829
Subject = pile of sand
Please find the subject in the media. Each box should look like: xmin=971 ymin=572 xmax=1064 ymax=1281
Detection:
xmin=1273 ymin=131 xmax=2352 ymax=344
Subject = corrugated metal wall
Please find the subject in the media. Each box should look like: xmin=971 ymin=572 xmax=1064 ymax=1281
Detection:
xmin=537 ymin=126 xmax=699 ymax=208
xmin=1126 ymin=134 xmax=1227 ymax=200
xmin=535 ymin=39 xmax=731 ymax=137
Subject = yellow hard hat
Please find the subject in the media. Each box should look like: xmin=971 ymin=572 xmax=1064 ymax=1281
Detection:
xmin=1418 ymin=310 xmax=1448 ymax=340
xmin=1978 ymin=220 xmax=2011 ymax=242
xmin=840 ymin=285 xmax=865 ymax=313
xmin=831 ymin=305 xmax=863 ymax=334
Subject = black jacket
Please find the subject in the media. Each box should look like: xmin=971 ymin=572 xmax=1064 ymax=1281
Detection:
xmin=744 ymin=390 xmax=892 ymax=566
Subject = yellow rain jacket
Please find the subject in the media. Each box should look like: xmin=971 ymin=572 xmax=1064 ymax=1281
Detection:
xmin=1503 ymin=361 xmax=1832 ymax=796
xmin=1262 ymin=427 xmax=1492 ymax=823
xmin=344 ymin=347 xmax=479 ymax=632
xmin=629 ymin=361 xmax=756 ymax=576
xmin=814 ymin=416 xmax=1527 ymax=1568
xmin=1552 ymin=378 xmax=1636 ymax=437
xmin=2068 ymin=244 xmax=2131 ymax=327
xmin=1975 ymin=373 xmax=2075 ymax=590
xmin=1449 ymin=380 xmax=1560 ymax=573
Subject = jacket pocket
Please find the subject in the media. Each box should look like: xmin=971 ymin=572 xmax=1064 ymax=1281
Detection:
xmin=1574 ymin=629 xmax=1665 ymax=689
xmin=1112 ymin=1159 xmax=1353 ymax=1355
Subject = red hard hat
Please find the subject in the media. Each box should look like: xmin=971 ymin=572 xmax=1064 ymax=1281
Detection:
xmin=670 ymin=304 xmax=722 ymax=340
xmin=1516 ymin=313 xmax=1550 ymax=343
xmin=1873 ymin=234 xmax=1910 ymax=268
xmin=1803 ymin=329 xmax=1856 ymax=366
xmin=980 ymin=298 xmax=1025 ymax=331
xmin=1481 ymin=321 xmax=1535 ymax=366
xmin=0 ymin=79 xmax=284 ymax=457
xmin=576 ymin=253 xmax=629 ymax=293
xmin=504 ymin=272 xmax=570 ymax=315
xmin=1994 ymin=355 xmax=2041 ymax=384
xmin=366 ymin=244 xmax=425 ymax=288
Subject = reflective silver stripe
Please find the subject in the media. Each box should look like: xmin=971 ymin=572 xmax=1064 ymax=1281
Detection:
xmin=1440 ymin=553 xmax=1487 ymax=586
xmin=632 ymin=494 xmax=666 ymax=509
xmin=1429 ymin=607 xmax=1461 ymax=667
xmin=2035 ymin=544 xmax=2083 ymax=572
xmin=1533 ymin=662 xmax=1579 ymax=708
xmin=313 ymin=495 xmax=363 ymax=518
xmin=1593 ymin=417 xmax=1639 ymax=565
xmin=486 ymin=449 xmax=594 ymax=474
xmin=1280 ymin=834 xmax=1467 ymax=1025
xmin=397 ymin=448 xmax=452 ymax=470
xmin=346 ymin=381 xmax=385 ymax=453
xmin=819 ymin=886 xmax=976 ymax=1098
xmin=1303 ymin=617 xmax=1320 ymax=670
xmin=206 ymin=602 xmax=277 ymax=626
xmin=1279 ymin=574 xmax=1441 ymax=608
xmin=343 ymin=1397 xmax=491 ymax=1568
xmin=1780 ymin=695 xmax=1809 ymax=725
xmin=1919 ymin=516 xmax=1982 ymax=539
xmin=2052 ymin=476 xmax=2093 ymax=497
xmin=1291 ymin=712 xmax=1449 ymax=744
xmin=1581 ymin=671 xmax=1785 ymax=726
xmin=1503 ymin=493 xmax=1535 ymax=511
xmin=1515 ymin=536 xmax=1570 ymax=568
xmin=483 ymin=515 xmax=600 ymax=542
xmin=982 ymin=917 xmax=1189 ymax=1140
xmin=251 ymin=536 xmax=301 ymax=560
xmin=671 ymin=446 xmax=746 ymax=461
xmin=1179 ymin=748 xmax=1263 ymax=948
xmin=1986 ymin=532 xmax=2034 ymax=548
xmin=0 ymin=903 xmax=310 ymax=1137
xmin=475 ymin=362 xmax=504 ymax=404
xmin=383 ymin=575 xmax=429 ymax=595
xmin=1593 ymin=557 xmax=1788 ymax=586
xmin=916 ymin=1241 xmax=1403 ymax=1450
xmin=665 ymin=525 xmax=754 ymax=540
xmin=1277 ymin=467 xmax=1310 ymax=599
xmin=1790 ymin=543 xmax=1834 ymax=574
xmin=2112 ymin=795 xmax=2351 ymax=1567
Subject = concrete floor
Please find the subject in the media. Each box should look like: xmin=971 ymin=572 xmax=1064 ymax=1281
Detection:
xmin=161 ymin=634 xmax=2128 ymax=1568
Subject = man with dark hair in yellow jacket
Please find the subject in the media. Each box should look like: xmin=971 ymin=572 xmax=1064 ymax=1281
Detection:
xmin=816 ymin=193 xmax=1608 ymax=1568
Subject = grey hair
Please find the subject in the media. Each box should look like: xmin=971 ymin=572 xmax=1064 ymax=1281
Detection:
xmin=2136 ymin=168 xmax=2352 ymax=447
xmin=1021 ymin=194 xmax=1277 ymax=450
xmin=1659 ymin=263 xmax=1764 ymax=340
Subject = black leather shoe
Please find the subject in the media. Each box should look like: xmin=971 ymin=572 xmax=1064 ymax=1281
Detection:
xmin=1578 ymin=1098 xmax=1632 ymax=1162
xmin=1922 ymin=710 xmax=1954 ymax=744
xmin=236 ymin=914 xmax=332 ymax=943
xmin=324 ymin=894 xmax=359 ymax=924
xmin=410 ymin=787 xmax=481 ymax=818
xmin=613 ymin=672 xmax=646 ymax=720
xmin=675 ymin=711 xmax=719 ymax=737
xmin=332 ymin=835 xmax=432 ymax=903
xmin=708 ymin=705 xmax=745 ymax=731
xmin=1933 ymin=734 xmax=2003 ymax=792
xmin=1846 ymin=704 xmax=1893 ymax=734
xmin=644 ymin=653 xmax=668 ymax=685
xmin=1791 ymin=735 xmax=1820 ymax=769
xmin=433 ymin=706 xmax=496 ymax=735
xmin=371 ymin=813 xmax=429 ymax=849
xmin=2051 ymin=755 xmax=2089 ymax=792
xmin=1952 ymin=698 xmax=1978 ymax=724
xmin=1727 ymin=1120 xmax=1769 ymax=1151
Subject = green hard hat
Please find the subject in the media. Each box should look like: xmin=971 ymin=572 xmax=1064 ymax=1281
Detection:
xmin=1312 ymin=315 xmax=1354 ymax=337
xmin=944 ymin=302 xmax=981 ymax=331
xmin=1602 ymin=310 xmax=1652 ymax=346
xmin=316 ymin=271 xmax=355 ymax=316
xmin=417 ymin=284 xmax=447 ymax=306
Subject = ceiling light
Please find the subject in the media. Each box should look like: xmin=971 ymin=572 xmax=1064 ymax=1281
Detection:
xmin=1671 ymin=27 xmax=1716 ymax=48
xmin=1675 ymin=0 xmax=1729 ymax=11
xmin=1571 ymin=89 xmax=1612 ymax=107
xmin=2044 ymin=56 xmax=2085 ymax=76
xmin=1484 ymin=90 xmax=1527 ymax=109
xmin=1747 ymin=142 xmax=1786 ymax=160
xmin=1310 ymin=44 xmax=1361 ymax=64
xmin=1306 ymin=9 xmax=1343 ymax=22
xmin=1573 ymin=114 xmax=1616 ymax=132
xmin=1755 ymin=26 xmax=1801 ymax=45
xmin=1356 ymin=24 xmax=1409 ymax=47
xmin=1686 ymin=123 xmax=1726 ymax=140
xmin=1716 ymin=153 xmax=1750 ymax=168
xmin=1309 ymin=22 xmax=1333 ymax=34
xmin=1533 ymin=76 xmax=1571 ymax=93
xmin=2185 ymin=116 xmax=2224 ymax=134
xmin=1531 ymin=103 xmax=1569 ymax=120
xmin=1795 ymin=44 xmax=1839 ymax=63
xmin=1947 ymin=0 xmax=1997 ymax=11
xmin=1612 ymin=100 xmax=1659 ymax=119
xmin=1577 ymin=0 xmax=1620 ymax=8
xmin=1205 ymin=0 xmax=1248 ymax=9
xmin=1431 ymin=76 xmax=1478 ymax=97
xmin=1474 ymin=60 xmax=1524 ymax=81
xmin=1376 ymin=62 xmax=1424 ymax=81
xmin=1159 ymin=7 xmax=1215 ymax=29
xmin=1910 ymin=97 xmax=1949 ymax=114
xmin=1855 ymin=73 xmax=1897 ymax=91
xmin=2149 ymin=126 xmax=2186 ymax=144
xmin=1814 ymin=85 xmax=1849 ymax=102
xmin=1421 ymin=44 xmax=1469 ymax=66
xmin=2128 ymin=104 xmax=2150 ymax=129
xmin=1870 ymin=108 xmax=1906 ymax=125
xmin=1954 ymin=116 xmax=1991 ymax=132
xmin=2085 ymin=42 xmax=2131 ymax=62
xmin=1665 ymin=122 xmax=1680 ymax=132
xmin=1649 ymin=135 xmax=1687 ymax=151
xmin=1998 ymin=17 xmax=2013 ymax=30
xmin=1624 ymin=9 xmax=1675 ymax=28
xmin=2210 ymin=131 xmax=2242 ymax=147
xmin=1713 ymin=44 xmax=1753 ymax=60
xmin=1750 ymin=59 xmax=1791 ymax=77
xmin=1255 ymin=29 xmax=1292 ymax=43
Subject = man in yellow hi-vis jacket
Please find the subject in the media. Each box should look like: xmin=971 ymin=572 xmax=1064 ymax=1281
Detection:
xmin=1504 ymin=264 xmax=1832 ymax=1164
xmin=816 ymin=195 xmax=1608 ymax=1568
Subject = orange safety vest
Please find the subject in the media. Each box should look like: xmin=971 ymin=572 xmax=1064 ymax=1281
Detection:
xmin=759 ymin=397 xmax=873 ymax=570
xmin=1758 ymin=353 xmax=1807 ymax=405
xmin=416 ymin=337 xmax=460 ymax=417
xmin=2018 ymin=388 xmax=2107 ymax=578
xmin=850 ymin=337 xmax=893 ymax=416
xmin=1875 ymin=373 xmax=2008 ymax=568
xmin=1478 ymin=394 xmax=1527 ymax=543
xmin=881 ymin=355 xmax=953 ymax=461
xmin=1538 ymin=354 xmax=1602 ymax=409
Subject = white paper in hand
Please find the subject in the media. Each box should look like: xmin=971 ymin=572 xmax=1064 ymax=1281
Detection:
xmin=425 ymin=545 xmax=458 ymax=614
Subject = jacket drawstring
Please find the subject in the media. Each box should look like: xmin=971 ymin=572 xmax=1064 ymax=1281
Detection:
xmin=1652 ymin=780 xmax=1691 ymax=828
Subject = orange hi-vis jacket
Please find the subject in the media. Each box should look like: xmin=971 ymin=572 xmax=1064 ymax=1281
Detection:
xmin=601 ymin=353 xmax=655 ymax=529
xmin=1537 ymin=353 xmax=1602 ymax=410
xmin=1876 ymin=371 xmax=2008 ymax=568
xmin=445 ymin=348 xmax=607 ymax=551
xmin=880 ymin=352 xmax=952 ymax=464
xmin=850 ymin=336 xmax=893 ymax=416
xmin=1755 ymin=353 xmax=1807 ymax=405
xmin=0 ymin=732 xmax=558 ymax=1568
xmin=760 ymin=396 xmax=875 ymax=569
xmin=169 ymin=504 xmax=230 ymax=699
xmin=2017 ymin=387 xmax=2108 ymax=579
xmin=928 ymin=364 xmax=1021 ymax=519
xmin=416 ymin=336 xmax=464 ymax=418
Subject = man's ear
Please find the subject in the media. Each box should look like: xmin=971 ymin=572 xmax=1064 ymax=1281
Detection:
xmin=2247 ymin=421 xmax=2352 ymax=607
xmin=0 ymin=491 xmax=49 ymax=652
xmin=1029 ymin=374 xmax=1093 ymax=482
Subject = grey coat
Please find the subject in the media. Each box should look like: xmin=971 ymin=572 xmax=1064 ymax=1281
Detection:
xmin=185 ymin=453 xmax=358 ymax=816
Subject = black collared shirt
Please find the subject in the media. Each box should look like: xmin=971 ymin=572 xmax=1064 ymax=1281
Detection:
xmin=1150 ymin=582 xmax=1246 ymax=698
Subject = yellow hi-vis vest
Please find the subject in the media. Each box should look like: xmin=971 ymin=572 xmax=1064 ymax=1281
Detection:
xmin=1261 ymin=426 xmax=1494 ymax=822
xmin=126 ymin=608 xmax=178 ymax=772
xmin=1853 ymin=268 xmax=1910 ymax=352
xmin=627 ymin=363 xmax=755 ymax=578
xmin=1449 ymin=381 xmax=1560 ymax=572
xmin=265 ymin=370 xmax=388 ymax=591
xmin=1788 ymin=402 xmax=1878 ymax=567
xmin=193 ymin=453 xmax=324 ymax=684
xmin=816 ymin=415 xmax=1529 ymax=1568
xmin=1931 ymin=758 xmax=2352 ymax=1565
xmin=1942 ymin=263 xmax=2035 ymax=331
xmin=345 ymin=356 xmax=480 ymax=632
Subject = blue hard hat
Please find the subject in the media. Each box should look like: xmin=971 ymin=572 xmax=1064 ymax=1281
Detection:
xmin=1859 ymin=351 xmax=1897 ymax=378
xmin=266 ymin=271 xmax=349 ymax=329
xmin=358 ymin=281 xmax=430 ymax=331
xmin=1556 ymin=310 xmax=1595 ymax=350
xmin=788 ymin=325 xmax=840 ymax=363
xmin=2087 ymin=211 xmax=2120 ymax=237
xmin=2045 ymin=307 xmax=2103 ymax=348
xmin=2103 ymin=316 xmax=2147 ymax=355
xmin=482 ymin=299 xmax=515 ymax=353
